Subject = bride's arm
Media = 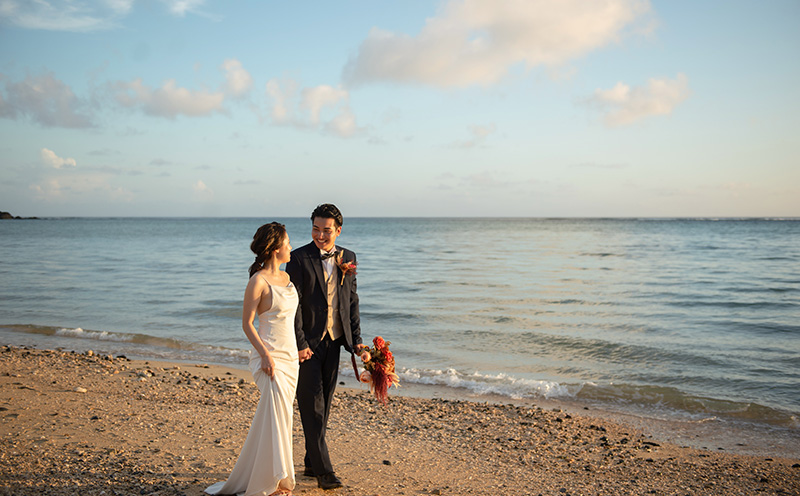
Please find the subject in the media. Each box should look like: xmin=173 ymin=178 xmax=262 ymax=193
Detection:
xmin=242 ymin=274 xmax=275 ymax=376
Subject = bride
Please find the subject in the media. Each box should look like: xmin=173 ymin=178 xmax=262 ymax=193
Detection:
xmin=206 ymin=222 xmax=299 ymax=496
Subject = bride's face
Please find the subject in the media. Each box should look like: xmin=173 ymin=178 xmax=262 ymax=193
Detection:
xmin=273 ymin=235 xmax=292 ymax=264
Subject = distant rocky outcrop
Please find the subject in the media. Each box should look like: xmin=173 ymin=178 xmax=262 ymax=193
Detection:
xmin=0 ymin=211 xmax=39 ymax=220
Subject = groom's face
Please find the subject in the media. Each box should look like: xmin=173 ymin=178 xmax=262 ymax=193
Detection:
xmin=311 ymin=217 xmax=341 ymax=252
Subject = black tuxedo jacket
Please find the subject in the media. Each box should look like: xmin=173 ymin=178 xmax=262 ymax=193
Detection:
xmin=285 ymin=241 xmax=361 ymax=353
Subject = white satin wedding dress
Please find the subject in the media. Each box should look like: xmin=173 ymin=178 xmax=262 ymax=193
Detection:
xmin=206 ymin=281 xmax=299 ymax=496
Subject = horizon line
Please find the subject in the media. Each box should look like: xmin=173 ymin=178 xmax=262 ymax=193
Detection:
xmin=3 ymin=215 xmax=799 ymax=221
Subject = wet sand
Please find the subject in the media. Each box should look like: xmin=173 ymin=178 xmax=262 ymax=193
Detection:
xmin=1 ymin=346 xmax=798 ymax=495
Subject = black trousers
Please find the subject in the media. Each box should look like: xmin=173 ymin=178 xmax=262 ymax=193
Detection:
xmin=297 ymin=335 xmax=344 ymax=476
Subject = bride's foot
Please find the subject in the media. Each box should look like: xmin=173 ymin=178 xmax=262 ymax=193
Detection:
xmin=268 ymin=490 xmax=292 ymax=496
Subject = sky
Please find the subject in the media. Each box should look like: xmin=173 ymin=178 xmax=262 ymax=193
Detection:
xmin=1 ymin=0 xmax=798 ymax=218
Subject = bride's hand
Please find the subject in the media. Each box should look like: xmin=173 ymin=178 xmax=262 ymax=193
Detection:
xmin=260 ymin=354 xmax=276 ymax=378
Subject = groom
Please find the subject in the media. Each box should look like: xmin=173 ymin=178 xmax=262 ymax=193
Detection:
xmin=285 ymin=203 xmax=365 ymax=490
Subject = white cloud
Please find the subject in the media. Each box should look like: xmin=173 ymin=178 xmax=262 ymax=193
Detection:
xmin=0 ymin=72 xmax=94 ymax=127
xmin=112 ymin=78 xmax=225 ymax=118
xmin=30 ymin=175 xmax=133 ymax=201
xmin=41 ymin=148 xmax=77 ymax=169
xmin=106 ymin=0 xmax=135 ymax=14
xmin=326 ymin=108 xmax=358 ymax=138
xmin=588 ymin=73 xmax=689 ymax=126
xmin=193 ymin=180 xmax=213 ymax=195
xmin=265 ymin=79 xmax=360 ymax=137
xmin=0 ymin=0 xmax=132 ymax=31
xmin=301 ymin=85 xmax=348 ymax=124
xmin=0 ymin=0 xmax=206 ymax=30
xmin=30 ymin=178 xmax=66 ymax=197
xmin=265 ymin=78 xmax=296 ymax=123
xmin=164 ymin=0 xmax=205 ymax=17
xmin=344 ymin=0 xmax=652 ymax=87
xmin=220 ymin=59 xmax=253 ymax=98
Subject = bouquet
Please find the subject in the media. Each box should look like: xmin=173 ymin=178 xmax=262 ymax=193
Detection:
xmin=358 ymin=336 xmax=399 ymax=405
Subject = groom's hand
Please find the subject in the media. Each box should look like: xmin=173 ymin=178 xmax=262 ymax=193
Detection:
xmin=298 ymin=347 xmax=313 ymax=362
xmin=357 ymin=344 xmax=371 ymax=362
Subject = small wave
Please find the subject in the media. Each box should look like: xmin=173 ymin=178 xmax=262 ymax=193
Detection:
xmin=750 ymin=322 xmax=800 ymax=335
xmin=689 ymin=416 xmax=719 ymax=424
xmin=543 ymin=299 xmax=585 ymax=305
xmin=360 ymin=311 xmax=420 ymax=323
xmin=195 ymin=307 xmax=241 ymax=319
xmin=54 ymin=327 xmax=250 ymax=359
xmin=668 ymin=299 xmax=797 ymax=310
xmin=6 ymin=325 xmax=251 ymax=361
xmin=577 ymin=383 xmax=799 ymax=427
xmin=56 ymin=327 xmax=133 ymax=342
xmin=767 ymin=287 xmax=798 ymax=293
xmin=360 ymin=362 xmax=800 ymax=428
xmin=722 ymin=285 xmax=798 ymax=294
xmin=398 ymin=367 xmax=574 ymax=400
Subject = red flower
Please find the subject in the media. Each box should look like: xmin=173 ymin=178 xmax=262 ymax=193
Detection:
xmin=335 ymin=252 xmax=358 ymax=285
xmin=361 ymin=336 xmax=399 ymax=405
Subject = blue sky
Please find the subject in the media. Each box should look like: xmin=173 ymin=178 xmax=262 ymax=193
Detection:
xmin=1 ymin=0 xmax=798 ymax=217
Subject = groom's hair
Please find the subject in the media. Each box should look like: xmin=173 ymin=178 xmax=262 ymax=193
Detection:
xmin=311 ymin=203 xmax=343 ymax=228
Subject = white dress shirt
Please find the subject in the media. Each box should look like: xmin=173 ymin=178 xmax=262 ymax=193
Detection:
xmin=321 ymin=249 xmax=336 ymax=279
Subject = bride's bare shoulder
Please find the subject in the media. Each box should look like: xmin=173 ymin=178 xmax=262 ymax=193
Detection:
xmin=252 ymin=269 xmax=290 ymax=287
xmin=246 ymin=270 xmax=270 ymax=289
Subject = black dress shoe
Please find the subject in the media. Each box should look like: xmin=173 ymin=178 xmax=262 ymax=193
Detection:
xmin=317 ymin=472 xmax=343 ymax=490
xmin=303 ymin=467 xmax=315 ymax=477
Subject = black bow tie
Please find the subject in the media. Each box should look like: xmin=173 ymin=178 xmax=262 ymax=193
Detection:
xmin=321 ymin=251 xmax=336 ymax=260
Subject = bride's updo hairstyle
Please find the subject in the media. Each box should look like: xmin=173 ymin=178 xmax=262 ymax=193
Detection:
xmin=248 ymin=222 xmax=287 ymax=277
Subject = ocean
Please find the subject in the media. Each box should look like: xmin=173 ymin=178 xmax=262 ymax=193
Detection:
xmin=1 ymin=217 xmax=798 ymax=455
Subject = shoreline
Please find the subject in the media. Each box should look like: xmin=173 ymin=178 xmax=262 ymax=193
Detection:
xmin=3 ymin=329 xmax=799 ymax=460
xmin=339 ymin=377 xmax=800 ymax=460
xmin=2 ymin=345 xmax=799 ymax=495
xmin=3 ymin=323 xmax=797 ymax=438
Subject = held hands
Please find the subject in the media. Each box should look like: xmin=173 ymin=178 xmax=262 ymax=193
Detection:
xmin=298 ymin=347 xmax=313 ymax=363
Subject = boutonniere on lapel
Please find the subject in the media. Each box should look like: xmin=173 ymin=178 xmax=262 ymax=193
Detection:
xmin=334 ymin=251 xmax=357 ymax=286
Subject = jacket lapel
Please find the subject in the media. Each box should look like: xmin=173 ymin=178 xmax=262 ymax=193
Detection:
xmin=333 ymin=245 xmax=342 ymax=287
xmin=309 ymin=245 xmax=326 ymax=289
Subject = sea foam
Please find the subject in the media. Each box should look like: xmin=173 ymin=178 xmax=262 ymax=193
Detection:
xmin=398 ymin=367 xmax=573 ymax=400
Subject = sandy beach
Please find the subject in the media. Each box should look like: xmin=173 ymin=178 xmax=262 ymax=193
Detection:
xmin=1 ymin=345 xmax=798 ymax=496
